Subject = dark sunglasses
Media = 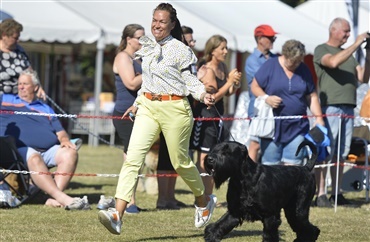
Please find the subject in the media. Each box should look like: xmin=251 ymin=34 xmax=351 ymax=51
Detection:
xmin=263 ymin=36 xmax=277 ymax=42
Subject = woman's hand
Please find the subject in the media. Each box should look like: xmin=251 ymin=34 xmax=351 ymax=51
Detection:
xmin=201 ymin=92 xmax=216 ymax=109
xmin=123 ymin=106 xmax=138 ymax=122
xmin=228 ymin=68 xmax=242 ymax=86
xmin=265 ymin=95 xmax=282 ymax=109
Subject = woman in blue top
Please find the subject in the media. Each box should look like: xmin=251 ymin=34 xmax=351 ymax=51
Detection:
xmin=251 ymin=39 xmax=324 ymax=166
xmin=110 ymin=24 xmax=144 ymax=213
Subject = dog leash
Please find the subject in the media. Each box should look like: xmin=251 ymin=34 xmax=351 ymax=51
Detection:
xmin=211 ymin=105 xmax=236 ymax=142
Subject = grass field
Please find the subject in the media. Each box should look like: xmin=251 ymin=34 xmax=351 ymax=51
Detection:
xmin=1 ymin=145 xmax=369 ymax=241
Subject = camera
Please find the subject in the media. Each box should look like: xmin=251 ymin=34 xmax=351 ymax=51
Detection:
xmin=128 ymin=112 xmax=135 ymax=121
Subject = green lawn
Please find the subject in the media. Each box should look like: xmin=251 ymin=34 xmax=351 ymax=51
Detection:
xmin=1 ymin=145 xmax=369 ymax=241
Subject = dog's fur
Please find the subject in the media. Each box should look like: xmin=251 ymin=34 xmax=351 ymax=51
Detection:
xmin=204 ymin=140 xmax=320 ymax=242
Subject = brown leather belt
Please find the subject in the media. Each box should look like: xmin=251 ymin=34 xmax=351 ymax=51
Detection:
xmin=144 ymin=92 xmax=184 ymax=101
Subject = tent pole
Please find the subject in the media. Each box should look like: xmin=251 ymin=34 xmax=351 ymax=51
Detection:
xmin=228 ymin=36 xmax=238 ymax=115
xmin=90 ymin=31 xmax=106 ymax=146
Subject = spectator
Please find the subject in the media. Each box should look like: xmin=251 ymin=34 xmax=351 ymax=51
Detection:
xmin=0 ymin=19 xmax=45 ymax=99
xmin=251 ymin=39 xmax=324 ymax=166
xmin=313 ymin=18 xmax=370 ymax=206
xmin=98 ymin=24 xmax=145 ymax=214
xmin=98 ymin=3 xmax=217 ymax=235
xmin=190 ymin=34 xmax=241 ymax=197
xmin=0 ymin=69 xmax=90 ymax=210
xmin=245 ymin=25 xmax=278 ymax=162
xmin=182 ymin=25 xmax=196 ymax=48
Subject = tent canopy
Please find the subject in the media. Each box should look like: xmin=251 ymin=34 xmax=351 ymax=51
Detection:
xmin=3 ymin=0 xmax=329 ymax=53
xmin=174 ymin=0 xmax=328 ymax=54
xmin=0 ymin=10 xmax=13 ymax=21
xmin=2 ymin=1 xmax=101 ymax=43
xmin=296 ymin=0 xmax=370 ymax=49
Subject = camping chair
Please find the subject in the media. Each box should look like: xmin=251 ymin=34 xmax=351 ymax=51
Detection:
xmin=342 ymin=126 xmax=370 ymax=202
xmin=0 ymin=135 xmax=36 ymax=206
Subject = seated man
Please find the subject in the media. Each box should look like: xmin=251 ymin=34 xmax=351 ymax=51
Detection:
xmin=0 ymin=69 xmax=90 ymax=210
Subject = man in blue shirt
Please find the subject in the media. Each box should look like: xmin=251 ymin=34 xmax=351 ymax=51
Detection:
xmin=245 ymin=25 xmax=278 ymax=162
xmin=0 ymin=69 xmax=90 ymax=210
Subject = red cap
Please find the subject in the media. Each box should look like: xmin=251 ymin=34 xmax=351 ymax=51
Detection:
xmin=254 ymin=25 xmax=278 ymax=37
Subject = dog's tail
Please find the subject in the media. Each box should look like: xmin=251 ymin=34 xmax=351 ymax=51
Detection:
xmin=295 ymin=139 xmax=318 ymax=171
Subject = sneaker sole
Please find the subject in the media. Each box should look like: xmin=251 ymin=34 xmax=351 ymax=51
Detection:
xmin=206 ymin=195 xmax=217 ymax=225
xmin=98 ymin=211 xmax=120 ymax=235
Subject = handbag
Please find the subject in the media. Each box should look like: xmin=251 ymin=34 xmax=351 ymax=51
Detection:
xmin=248 ymin=95 xmax=274 ymax=138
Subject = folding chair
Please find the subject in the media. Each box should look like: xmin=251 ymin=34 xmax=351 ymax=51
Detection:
xmin=342 ymin=126 xmax=370 ymax=202
xmin=0 ymin=135 xmax=35 ymax=206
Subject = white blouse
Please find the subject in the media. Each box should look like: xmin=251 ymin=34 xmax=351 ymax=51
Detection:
xmin=135 ymin=35 xmax=205 ymax=101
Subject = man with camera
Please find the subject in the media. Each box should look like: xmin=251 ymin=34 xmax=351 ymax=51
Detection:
xmin=313 ymin=17 xmax=370 ymax=207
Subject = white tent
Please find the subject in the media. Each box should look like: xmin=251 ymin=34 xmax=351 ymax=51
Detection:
xmin=2 ymin=1 xmax=101 ymax=43
xmin=174 ymin=0 xmax=329 ymax=54
xmin=296 ymin=0 xmax=370 ymax=50
xmin=2 ymin=0 xmax=330 ymax=144
xmin=2 ymin=0 xmax=233 ymax=145
xmin=3 ymin=1 xmax=330 ymax=52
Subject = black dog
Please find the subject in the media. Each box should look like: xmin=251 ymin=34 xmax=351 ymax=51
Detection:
xmin=204 ymin=140 xmax=320 ymax=242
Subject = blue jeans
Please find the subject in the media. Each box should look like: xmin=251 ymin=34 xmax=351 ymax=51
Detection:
xmin=322 ymin=105 xmax=354 ymax=162
xmin=260 ymin=135 xmax=306 ymax=165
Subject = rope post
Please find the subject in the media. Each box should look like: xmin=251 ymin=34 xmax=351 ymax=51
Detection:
xmin=333 ymin=114 xmax=342 ymax=212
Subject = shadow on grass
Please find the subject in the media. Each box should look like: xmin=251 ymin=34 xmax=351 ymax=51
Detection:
xmin=67 ymin=181 xmax=105 ymax=190
xmin=133 ymin=229 xmax=264 ymax=241
xmin=174 ymin=188 xmax=193 ymax=195
xmin=310 ymin=195 xmax=368 ymax=208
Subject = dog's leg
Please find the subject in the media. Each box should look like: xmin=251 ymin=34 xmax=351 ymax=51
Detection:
xmin=284 ymin=206 xmax=320 ymax=242
xmin=262 ymin=214 xmax=281 ymax=242
xmin=204 ymin=211 xmax=240 ymax=242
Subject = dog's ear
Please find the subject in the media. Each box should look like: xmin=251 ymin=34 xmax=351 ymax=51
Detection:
xmin=240 ymin=144 xmax=249 ymax=160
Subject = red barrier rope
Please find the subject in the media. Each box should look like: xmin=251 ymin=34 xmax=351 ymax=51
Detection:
xmin=1 ymin=162 xmax=369 ymax=179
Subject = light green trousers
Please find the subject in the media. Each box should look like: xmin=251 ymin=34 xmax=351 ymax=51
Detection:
xmin=115 ymin=95 xmax=205 ymax=202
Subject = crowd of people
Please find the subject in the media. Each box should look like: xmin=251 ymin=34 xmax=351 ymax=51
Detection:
xmin=1 ymin=2 xmax=369 ymax=239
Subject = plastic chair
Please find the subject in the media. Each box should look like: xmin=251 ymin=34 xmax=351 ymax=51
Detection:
xmin=0 ymin=136 xmax=35 ymax=206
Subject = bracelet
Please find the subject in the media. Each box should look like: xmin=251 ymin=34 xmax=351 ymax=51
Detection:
xmin=233 ymin=82 xmax=241 ymax=88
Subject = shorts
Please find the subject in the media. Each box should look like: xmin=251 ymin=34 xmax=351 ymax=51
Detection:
xmin=190 ymin=118 xmax=224 ymax=153
xmin=322 ymin=105 xmax=354 ymax=161
xmin=18 ymin=145 xmax=60 ymax=169
xmin=112 ymin=109 xmax=134 ymax=153
xmin=260 ymin=135 xmax=306 ymax=165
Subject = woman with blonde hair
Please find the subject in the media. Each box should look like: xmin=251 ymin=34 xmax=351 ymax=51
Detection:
xmin=190 ymin=34 xmax=241 ymax=197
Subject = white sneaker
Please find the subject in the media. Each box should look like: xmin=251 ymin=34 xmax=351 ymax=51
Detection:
xmin=65 ymin=196 xmax=91 ymax=210
xmin=70 ymin=138 xmax=83 ymax=151
xmin=194 ymin=194 xmax=217 ymax=228
xmin=97 ymin=195 xmax=115 ymax=210
xmin=98 ymin=208 xmax=122 ymax=235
